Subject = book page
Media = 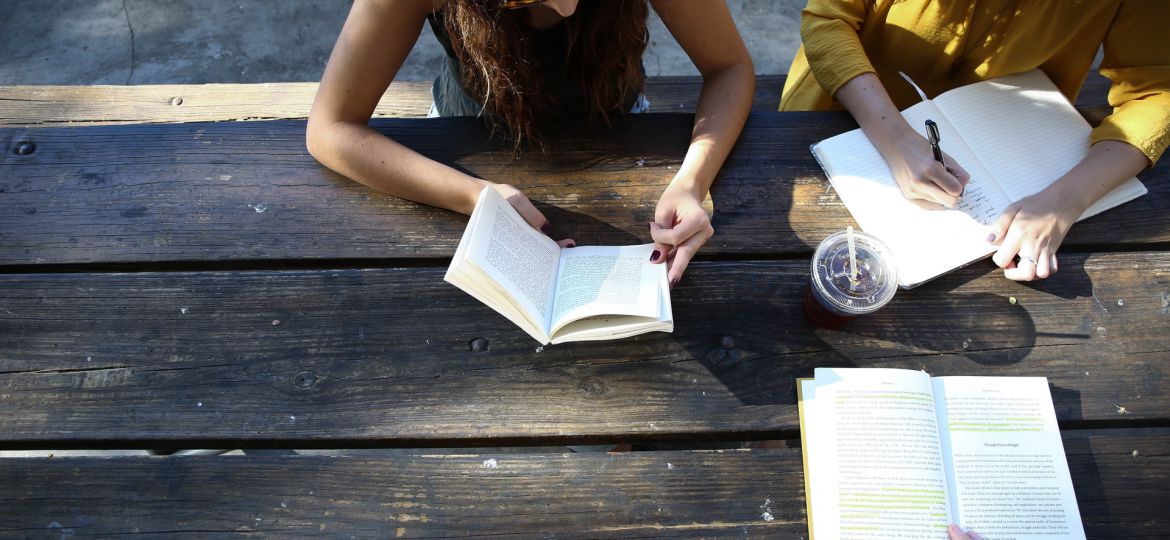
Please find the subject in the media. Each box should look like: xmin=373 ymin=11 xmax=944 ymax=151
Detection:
xmin=549 ymin=244 xmax=662 ymax=335
xmin=936 ymin=69 xmax=1144 ymax=212
xmin=802 ymin=368 xmax=953 ymax=539
xmin=463 ymin=187 xmax=562 ymax=332
xmin=550 ymin=264 xmax=671 ymax=344
xmin=933 ymin=377 xmax=1085 ymax=539
xmin=813 ymin=100 xmax=1007 ymax=287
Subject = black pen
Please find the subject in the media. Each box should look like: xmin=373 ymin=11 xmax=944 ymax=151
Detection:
xmin=925 ymin=119 xmax=944 ymax=166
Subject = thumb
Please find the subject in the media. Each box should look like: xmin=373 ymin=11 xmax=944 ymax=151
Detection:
xmin=503 ymin=190 xmax=551 ymax=234
xmin=648 ymin=222 xmax=670 ymax=264
xmin=988 ymin=203 xmax=1019 ymax=244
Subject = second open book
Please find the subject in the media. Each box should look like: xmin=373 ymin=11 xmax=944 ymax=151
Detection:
xmin=445 ymin=186 xmax=672 ymax=345
xmin=812 ymin=69 xmax=1147 ymax=288
xmin=799 ymin=369 xmax=1085 ymax=539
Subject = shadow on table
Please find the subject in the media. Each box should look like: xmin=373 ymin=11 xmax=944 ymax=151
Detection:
xmin=681 ymin=271 xmax=1044 ymax=408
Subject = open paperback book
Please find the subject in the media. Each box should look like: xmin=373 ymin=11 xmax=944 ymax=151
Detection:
xmin=798 ymin=368 xmax=1085 ymax=540
xmin=812 ymin=69 xmax=1147 ymax=288
xmin=445 ymin=186 xmax=672 ymax=345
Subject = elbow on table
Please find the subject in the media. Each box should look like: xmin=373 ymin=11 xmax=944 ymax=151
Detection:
xmin=304 ymin=115 xmax=331 ymax=165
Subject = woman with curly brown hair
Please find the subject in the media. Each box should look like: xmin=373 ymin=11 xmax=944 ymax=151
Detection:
xmin=306 ymin=0 xmax=755 ymax=287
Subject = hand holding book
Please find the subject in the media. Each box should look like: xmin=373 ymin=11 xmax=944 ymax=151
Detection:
xmin=445 ymin=187 xmax=673 ymax=345
xmin=486 ymin=182 xmax=576 ymax=248
xmin=649 ymin=178 xmax=716 ymax=289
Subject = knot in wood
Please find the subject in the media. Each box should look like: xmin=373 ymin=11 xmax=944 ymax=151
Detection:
xmin=14 ymin=141 xmax=36 ymax=156
xmin=720 ymin=335 xmax=736 ymax=350
xmin=293 ymin=371 xmax=317 ymax=389
xmin=469 ymin=337 xmax=490 ymax=352
xmin=577 ymin=377 xmax=608 ymax=396
xmin=171 ymin=96 xmax=184 ymax=106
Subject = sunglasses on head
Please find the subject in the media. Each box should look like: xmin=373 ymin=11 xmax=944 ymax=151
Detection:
xmin=500 ymin=0 xmax=543 ymax=9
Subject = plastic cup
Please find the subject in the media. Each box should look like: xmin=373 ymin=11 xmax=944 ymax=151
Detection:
xmin=803 ymin=229 xmax=898 ymax=329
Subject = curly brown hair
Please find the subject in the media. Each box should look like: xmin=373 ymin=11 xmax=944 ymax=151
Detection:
xmin=440 ymin=0 xmax=649 ymax=151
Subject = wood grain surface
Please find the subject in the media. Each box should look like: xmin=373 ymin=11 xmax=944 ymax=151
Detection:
xmin=0 ymin=73 xmax=1111 ymax=126
xmin=0 ymin=429 xmax=1163 ymax=538
xmin=2 ymin=252 xmax=1165 ymax=448
xmin=0 ymin=76 xmax=788 ymax=126
xmin=3 ymin=111 xmax=1166 ymax=267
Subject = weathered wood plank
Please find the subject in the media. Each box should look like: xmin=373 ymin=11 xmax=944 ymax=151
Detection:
xmin=0 ymin=82 xmax=431 ymax=126
xmin=3 ymin=112 xmax=1166 ymax=266
xmin=1 ymin=252 xmax=1166 ymax=448
xmin=0 ymin=72 xmax=1112 ymax=127
xmin=0 ymin=76 xmax=788 ymax=126
xmin=0 ymin=429 xmax=1164 ymax=538
xmin=6 ymin=450 xmax=798 ymax=539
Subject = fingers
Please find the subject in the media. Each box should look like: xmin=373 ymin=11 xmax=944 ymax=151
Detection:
xmin=901 ymin=156 xmax=967 ymax=208
xmin=992 ymin=226 xmax=1025 ymax=269
xmin=944 ymin=153 xmax=972 ymax=192
xmin=989 ymin=202 xmax=1063 ymax=281
xmin=1003 ymin=249 xmax=1037 ymax=281
xmin=990 ymin=204 xmax=1023 ymax=268
xmin=671 ymin=231 xmax=714 ymax=288
xmin=667 ymin=238 xmax=702 ymax=288
xmin=648 ymin=223 xmax=670 ymax=265
xmin=908 ymin=173 xmax=961 ymax=208
xmin=500 ymin=187 xmax=551 ymax=233
xmin=1004 ymin=241 xmax=1054 ymax=281
xmin=930 ymin=163 xmax=964 ymax=198
xmin=649 ymin=212 xmax=707 ymax=245
xmin=649 ymin=216 xmax=714 ymax=287
xmin=988 ymin=203 xmax=1019 ymax=245
xmin=948 ymin=524 xmax=985 ymax=540
xmin=910 ymin=197 xmax=947 ymax=211
xmin=556 ymin=238 xmax=576 ymax=249
xmin=1035 ymin=245 xmax=1052 ymax=279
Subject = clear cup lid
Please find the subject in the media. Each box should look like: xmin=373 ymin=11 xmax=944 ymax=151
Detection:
xmin=810 ymin=230 xmax=898 ymax=315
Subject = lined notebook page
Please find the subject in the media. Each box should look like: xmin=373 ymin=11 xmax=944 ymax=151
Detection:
xmin=813 ymin=100 xmax=1004 ymax=287
xmin=936 ymin=69 xmax=1146 ymax=216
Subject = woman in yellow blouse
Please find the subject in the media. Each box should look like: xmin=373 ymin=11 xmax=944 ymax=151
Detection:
xmin=781 ymin=0 xmax=1170 ymax=281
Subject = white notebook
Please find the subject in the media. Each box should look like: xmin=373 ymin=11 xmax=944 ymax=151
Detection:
xmin=811 ymin=69 xmax=1147 ymax=288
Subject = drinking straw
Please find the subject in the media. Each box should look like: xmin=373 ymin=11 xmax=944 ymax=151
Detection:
xmin=847 ymin=226 xmax=859 ymax=282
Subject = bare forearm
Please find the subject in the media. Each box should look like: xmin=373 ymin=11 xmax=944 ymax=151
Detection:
xmin=1048 ymin=140 xmax=1148 ymax=214
xmin=307 ymin=121 xmax=487 ymax=215
xmin=673 ymin=62 xmax=754 ymax=196
xmin=835 ymin=73 xmax=915 ymax=154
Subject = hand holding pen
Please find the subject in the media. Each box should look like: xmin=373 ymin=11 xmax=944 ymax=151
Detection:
xmin=905 ymin=118 xmax=969 ymax=207
xmin=925 ymin=119 xmax=945 ymax=165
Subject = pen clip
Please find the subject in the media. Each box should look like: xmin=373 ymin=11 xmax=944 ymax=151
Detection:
xmin=925 ymin=119 xmax=940 ymax=145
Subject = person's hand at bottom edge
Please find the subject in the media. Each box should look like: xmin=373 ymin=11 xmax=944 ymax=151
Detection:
xmin=948 ymin=523 xmax=986 ymax=540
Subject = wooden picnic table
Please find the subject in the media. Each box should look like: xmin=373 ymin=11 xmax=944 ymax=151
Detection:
xmin=1 ymin=75 xmax=1167 ymax=538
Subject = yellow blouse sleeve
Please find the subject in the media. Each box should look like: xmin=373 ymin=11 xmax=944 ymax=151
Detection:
xmin=1090 ymin=0 xmax=1170 ymax=165
xmin=800 ymin=0 xmax=875 ymax=97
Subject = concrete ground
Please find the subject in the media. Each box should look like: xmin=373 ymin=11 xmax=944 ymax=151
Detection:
xmin=0 ymin=0 xmax=804 ymax=85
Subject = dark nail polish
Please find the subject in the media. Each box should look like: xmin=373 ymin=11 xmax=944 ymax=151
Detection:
xmin=669 ymin=277 xmax=679 ymax=289
xmin=540 ymin=222 xmax=552 ymax=234
xmin=986 ymin=233 xmax=996 ymax=243
xmin=650 ymin=250 xmax=661 ymax=262
xmin=566 ymin=242 xmax=575 ymax=248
